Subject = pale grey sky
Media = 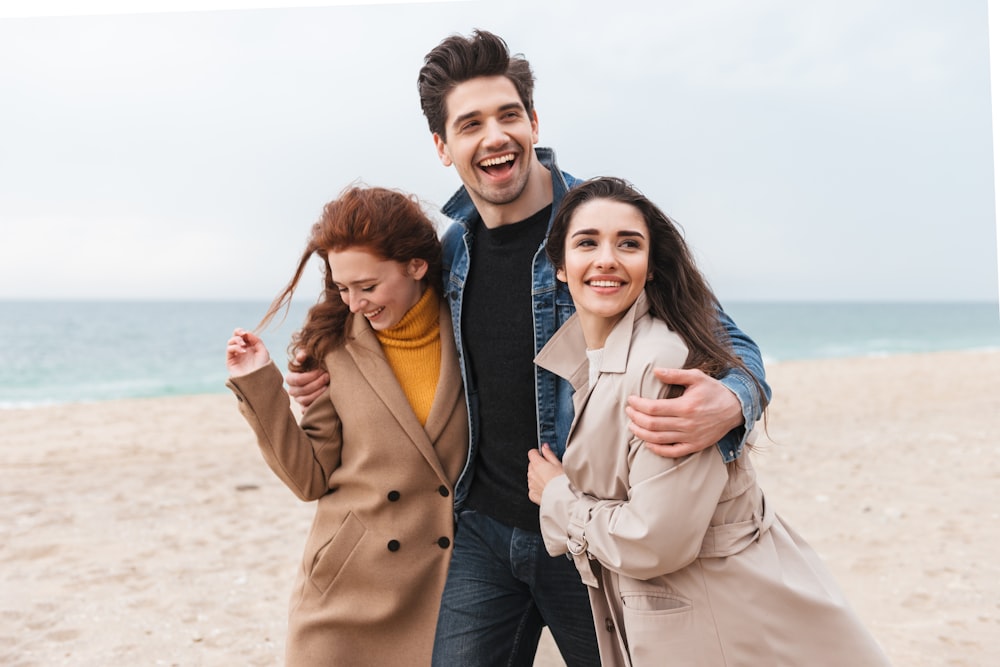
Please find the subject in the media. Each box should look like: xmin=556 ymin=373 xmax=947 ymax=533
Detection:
xmin=0 ymin=0 xmax=997 ymax=302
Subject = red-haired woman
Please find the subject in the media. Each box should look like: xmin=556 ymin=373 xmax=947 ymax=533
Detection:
xmin=225 ymin=185 xmax=467 ymax=666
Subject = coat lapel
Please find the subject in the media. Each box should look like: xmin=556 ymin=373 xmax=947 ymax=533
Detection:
xmin=423 ymin=300 xmax=462 ymax=443
xmin=343 ymin=308 xmax=452 ymax=484
xmin=534 ymin=293 xmax=651 ymax=448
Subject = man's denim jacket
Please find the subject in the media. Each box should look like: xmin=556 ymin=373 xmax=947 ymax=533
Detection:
xmin=440 ymin=147 xmax=770 ymax=510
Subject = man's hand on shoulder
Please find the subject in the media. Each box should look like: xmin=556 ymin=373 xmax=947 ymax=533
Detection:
xmin=625 ymin=367 xmax=743 ymax=458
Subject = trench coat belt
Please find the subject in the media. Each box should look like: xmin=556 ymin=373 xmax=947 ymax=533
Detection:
xmin=567 ymin=504 xmax=601 ymax=588
xmin=698 ymin=488 xmax=775 ymax=559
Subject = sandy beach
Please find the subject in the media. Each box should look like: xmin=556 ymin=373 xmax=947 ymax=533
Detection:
xmin=1 ymin=349 xmax=997 ymax=666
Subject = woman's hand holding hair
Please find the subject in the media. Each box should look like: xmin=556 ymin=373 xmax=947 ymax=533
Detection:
xmin=226 ymin=328 xmax=271 ymax=377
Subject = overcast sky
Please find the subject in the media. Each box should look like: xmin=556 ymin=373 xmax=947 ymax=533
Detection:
xmin=0 ymin=0 xmax=997 ymax=303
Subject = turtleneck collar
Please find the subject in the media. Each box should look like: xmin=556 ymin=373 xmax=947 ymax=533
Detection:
xmin=375 ymin=286 xmax=440 ymax=348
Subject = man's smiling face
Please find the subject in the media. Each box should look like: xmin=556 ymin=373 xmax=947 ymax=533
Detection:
xmin=433 ymin=75 xmax=539 ymax=210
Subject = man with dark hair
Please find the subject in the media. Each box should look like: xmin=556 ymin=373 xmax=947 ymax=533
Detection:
xmin=416 ymin=30 xmax=769 ymax=666
xmin=287 ymin=29 xmax=769 ymax=667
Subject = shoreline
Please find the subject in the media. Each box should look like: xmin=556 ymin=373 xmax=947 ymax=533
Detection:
xmin=3 ymin=346 xmax=998 ymax=412
xmin=1 ymin=349 xmax=998 ymax=665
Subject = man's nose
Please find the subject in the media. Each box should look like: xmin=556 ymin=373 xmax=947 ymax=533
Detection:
xmin=483 ymin=118 xmax=507 ymax=146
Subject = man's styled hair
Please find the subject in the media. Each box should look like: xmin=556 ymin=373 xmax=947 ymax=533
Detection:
xmin=417 ymin=29 xmax=535 ymax=138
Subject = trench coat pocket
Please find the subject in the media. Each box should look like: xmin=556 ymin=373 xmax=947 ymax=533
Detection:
xmin=620 ymin=587 xmax=695 ymax=666
xmin=308 ymin=512 xmax=366 ymax=594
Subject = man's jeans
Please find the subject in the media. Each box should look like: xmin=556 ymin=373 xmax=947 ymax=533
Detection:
xmin=431 ymin=509 xmax=601 ymax=667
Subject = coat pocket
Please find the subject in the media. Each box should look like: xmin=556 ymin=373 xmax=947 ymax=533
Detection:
xmin=620 ymin=589 xmax=695 ymax=666
xmin=308 ymin=511 xmax=366 ymax=594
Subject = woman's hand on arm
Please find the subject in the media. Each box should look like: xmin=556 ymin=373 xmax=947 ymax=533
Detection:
xmin=625 ymin=367 xmax=742 ymax=458
xmin=226 ymin=328 xmax=271 ymax=377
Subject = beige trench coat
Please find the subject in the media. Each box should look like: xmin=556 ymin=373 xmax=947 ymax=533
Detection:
xmin=535 ymin=292 xmax=890 ymax=667
xmin=227 ymin=300 xmax=468 ymax=666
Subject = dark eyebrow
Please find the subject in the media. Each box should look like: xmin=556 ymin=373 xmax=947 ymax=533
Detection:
xmin=451 ymin=102 xmax=525 ymax=129
xmin=570 ymin=228 xmax=646 ymax=239
xmin=497 ymin=102 xmax=525 ymax=114
xmin=451 ymin=110 xmax=480 ymax=128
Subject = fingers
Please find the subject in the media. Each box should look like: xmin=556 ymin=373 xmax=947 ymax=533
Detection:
xmin=226 ymin=328 xmax=270 ymax=376
xmin=528 ymin=443 xmax=561 ymax=466
xmin=228 ymin=328 xmax=261 ymax=350
xmin=293 ymin=386 xmax=325 ymax=409
xmin=541 ymin=442 xmax=561 ymax=464
xmin=651 ymin=366 xmax=705 ymax=385
xmin=626 ymin=413 xmax=685 ymax=446
xmin=626 ymin=394 xmax=671 ymax=419
xmin=286 ymin=373 xmax=329 ymax=409
xmin=227 ymin=331 xmax=250 ymax=357
xmin=643 ymin=440 xmax=699 ymax=459
xmin=626 ymin=403 xmax=680 ymax=432
xmin=527 ymin=448 xmax=555 ymax=506
xmin=286 ymin=370 xmax=330 ymax=396
xmin=527 ymin=443 xmax=566 ymax=503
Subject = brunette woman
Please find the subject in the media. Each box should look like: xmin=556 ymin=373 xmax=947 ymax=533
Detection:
xmin=527 ymin=177 xmax=889 ymax=666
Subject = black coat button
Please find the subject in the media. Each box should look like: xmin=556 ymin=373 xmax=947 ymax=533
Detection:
xmin=437 ymin=536 xmax=450 ymax=549
xmin=605 ymin=618 xmax=615 ymax=633
xmin=387 ymin=540 xmax=400 ymax=552
xmin=387 ymin=490 xmax=400 ymax=501
xmin=438 ymin=485 xmax=449 ymax=497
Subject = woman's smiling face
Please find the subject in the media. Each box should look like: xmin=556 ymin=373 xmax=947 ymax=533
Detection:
xmin=557 ymin=198 xmax=651 ymax=348
xmin=328 ymin=247 xmax=427 ymax=330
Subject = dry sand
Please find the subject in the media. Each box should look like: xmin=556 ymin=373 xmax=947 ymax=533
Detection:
xmin=1 ymin=350 xmax=998 ymax=666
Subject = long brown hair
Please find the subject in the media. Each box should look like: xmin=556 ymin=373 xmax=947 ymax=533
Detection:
xmin=546 ymin=177 xmax=768 ymax=408
xmin=257 ymin=185 xmax=442 ymax=371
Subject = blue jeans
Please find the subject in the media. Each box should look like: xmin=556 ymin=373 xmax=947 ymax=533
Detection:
xmin=431 ymin=509 xmax=601 ymax=667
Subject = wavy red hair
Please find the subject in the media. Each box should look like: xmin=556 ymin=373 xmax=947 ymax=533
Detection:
xmin=257 ymin=184 xmax=442 ymax=371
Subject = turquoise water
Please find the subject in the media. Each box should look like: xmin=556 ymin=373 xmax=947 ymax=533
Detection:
xmin=723 ymin=301 xmax=1000 ymax=365
xmin=1 ymin=300 xmax=998 ymax=408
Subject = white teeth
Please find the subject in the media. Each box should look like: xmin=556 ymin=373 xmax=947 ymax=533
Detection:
xmin=364 ymin=306 xmax=384 ymax=318
xmin=590 ymin=280 xmax=622 ymax=288
xmin=479 ymin=154 xmax=514 ymax=167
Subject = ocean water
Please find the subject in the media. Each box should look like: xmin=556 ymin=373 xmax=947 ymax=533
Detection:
xmin=1 ymin=300 xmax=998 ymax=408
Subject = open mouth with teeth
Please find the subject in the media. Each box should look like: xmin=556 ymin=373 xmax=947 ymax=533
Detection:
xmin=588 ymin=280 xmax=624 ymax=288
xmin=478 ymin=153 xmax=516 ymax=176
xmin=364 ymin=306 xmax=385 ymax=319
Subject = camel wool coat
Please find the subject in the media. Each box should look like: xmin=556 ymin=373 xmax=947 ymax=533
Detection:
xmin=535 ymin=292 xmax=890 ymax=667
xmin=227 ymin=299 xmax=468 ymax=667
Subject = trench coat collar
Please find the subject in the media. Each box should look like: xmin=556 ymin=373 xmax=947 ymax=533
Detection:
xmin=342 ymin=296 xmax=461 ymax=484
xmin=535 ymin=290 xmax=652 ymax=393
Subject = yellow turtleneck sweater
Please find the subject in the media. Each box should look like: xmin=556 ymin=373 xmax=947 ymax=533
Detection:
xmin=374 ymin=287 xmax=441 ymax=426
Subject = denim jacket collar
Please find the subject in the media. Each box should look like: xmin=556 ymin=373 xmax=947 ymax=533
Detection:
xmin=441 ymin=147 xmax=571 ymax=228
